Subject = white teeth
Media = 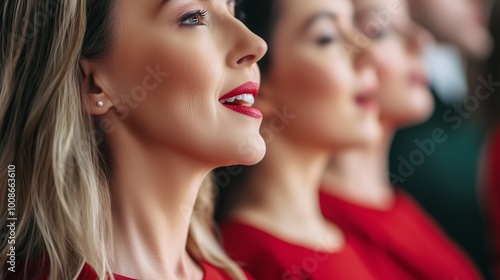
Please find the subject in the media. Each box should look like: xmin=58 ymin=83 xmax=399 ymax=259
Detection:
xmin=219 ymin=94 xmax=255 ymax=105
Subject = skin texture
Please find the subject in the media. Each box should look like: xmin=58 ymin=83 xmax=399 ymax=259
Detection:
xmin=410 ymin=0 xmax=492 ymax=60
xmin=79 ymin=0 xmax=266 ymax=278
xmin=231 ymin=0 xmax=380 ymax=251
xmin=322 ymin=0 xmax=433 ymax=209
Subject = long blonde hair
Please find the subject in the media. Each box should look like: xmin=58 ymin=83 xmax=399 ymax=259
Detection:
xmin=0 ymin=0 xmax=244 ymax=279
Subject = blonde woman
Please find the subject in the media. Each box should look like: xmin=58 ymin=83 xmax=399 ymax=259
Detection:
xmin=0 ymin=0 xmax=266 ymax=279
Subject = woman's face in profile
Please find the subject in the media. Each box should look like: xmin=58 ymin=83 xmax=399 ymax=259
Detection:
xmin=354 ymin=0 xmax=434 ymax=127
xmin=89 ymin=0 xmax=267 ymax=166
xmin=409 ymin=0 xmax=492 ymax=60
xmin=259 ymin=0 xmax=381 ymax=150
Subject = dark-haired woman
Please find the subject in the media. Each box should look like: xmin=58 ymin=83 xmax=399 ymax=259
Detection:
xmin=216 ymin=0 xmax=381 ymax=278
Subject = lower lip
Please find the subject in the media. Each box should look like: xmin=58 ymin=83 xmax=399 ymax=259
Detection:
xmin=222 ymin=104 xmax=263 ymax=118
xmin=410 ymin=74 xmax=428 ymax=86
xmin=356 ymin=99 xmax=379 ymax=111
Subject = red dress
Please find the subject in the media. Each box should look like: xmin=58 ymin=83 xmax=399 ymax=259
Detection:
xmin=220 ymin=220 xmax=378 ymax=280
xmin=320 ymin=189 xmax=482 ymax=280
xmin=484 ymin=124 xmax=500 ymax=280
xmin=5 ymin=260 xmax=251 ymax=280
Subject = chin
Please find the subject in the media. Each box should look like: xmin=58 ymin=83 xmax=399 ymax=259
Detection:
xmin=466 ymin=41 xmax=492 ymax=61
xmin=220 ymin=134 xmax=266 ymax=166
xmin=457 ymin=30 xmax=492 ymax=60
xmin=393 ymin=109 xmax=433 ymax=128
xmin=359 ymin=124 xmax=382 ymax=145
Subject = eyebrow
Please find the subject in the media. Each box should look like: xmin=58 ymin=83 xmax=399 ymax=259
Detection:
xmin=354 ymin=6 xmax=385 ymax=22
xmin=301 ymin=11 xmax=338 ymax=33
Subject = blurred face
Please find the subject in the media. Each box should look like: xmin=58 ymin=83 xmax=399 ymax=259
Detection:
xmin=353 ymin=0 xmax=434 ymax=127
xmin=410 ymin=0 xmax=492 ymax=60
xmin=91 ymin=0 xmax=267 ymax=166
xmin=260 ymin=0 xmax=381 ymax=151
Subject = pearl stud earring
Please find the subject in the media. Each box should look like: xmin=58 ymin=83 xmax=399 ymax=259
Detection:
xmin=97 ymin=101 xmax=104 ymax=107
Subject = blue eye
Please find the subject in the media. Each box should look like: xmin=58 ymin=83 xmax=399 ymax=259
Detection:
xmin=180 ymin=10 xmax=207 ymax=25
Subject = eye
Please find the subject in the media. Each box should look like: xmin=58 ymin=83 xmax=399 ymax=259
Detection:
xmin=316 ymin=34 xmax=338 ymax=46
xmin=180 ymin=9 xmax=207 ymax=25
xmin=364 ymin=26 xmax=391 ymax=40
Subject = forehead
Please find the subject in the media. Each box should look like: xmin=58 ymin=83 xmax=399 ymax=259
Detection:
xmin=279 ymin=0 xmax=354 ymax=25
xmin=353 ymin=0 xmax=408 ymax=20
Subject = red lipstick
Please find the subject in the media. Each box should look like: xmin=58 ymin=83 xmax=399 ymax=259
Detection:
xmin=355 ymin=87 xmax=379 ymax=111
xmin=219 ymin=82 xmax=262 ymax=119
xmin=409 ymin=72 xmax=429 ymax=87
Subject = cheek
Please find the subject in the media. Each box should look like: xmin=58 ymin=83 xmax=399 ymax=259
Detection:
xmin=269 ymin=50 xmax=364 ymax=146
xmin=372 ymin=43 xmax=433 ymax=123
xmin=372 ymin=43 xmax=409 ymax=107
xmin=105 ymin=33 xmax=234 ymax=155
xmin=272 ymin=50 xmax=354 ymax=111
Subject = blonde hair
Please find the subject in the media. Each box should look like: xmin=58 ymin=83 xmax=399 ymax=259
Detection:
xmin=0 ymin=0 xmax=244 ymax=279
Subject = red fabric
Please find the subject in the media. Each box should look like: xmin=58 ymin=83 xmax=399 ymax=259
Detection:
xmin=5 ymin=259 xmax=249 ymax=280
xmin=484 ymin=124 xmax=500 ymax=280
xmin=78 ymin=262 xmax=244 ymax=280
xmin=220 ymin=220 xmax=378 ymax=280
xmin=319 ymin=189 xmax=482 ymax=280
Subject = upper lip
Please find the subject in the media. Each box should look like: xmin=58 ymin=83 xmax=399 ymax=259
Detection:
xmin=355 ymin=86 xmax=377 ymax=99
xmin=410 ymin=72 xmax=428 ymax=85
xmin=219 ymin=81 xmax=259 ymax=100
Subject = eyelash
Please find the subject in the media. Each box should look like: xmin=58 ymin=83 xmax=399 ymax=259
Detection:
xmin=180 ymin=9 xmax=208 ymax=25
xmin=317 ymin=35 xmax=338 ymax=46
xmin=368 ymin=28 xmax=388 ymax=39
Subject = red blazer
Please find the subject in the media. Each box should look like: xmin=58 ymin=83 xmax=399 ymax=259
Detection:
xmin=220 ymin=220 xmax=378 ymax=280
xmin=320 ymin=189 xmax=482 ymax=280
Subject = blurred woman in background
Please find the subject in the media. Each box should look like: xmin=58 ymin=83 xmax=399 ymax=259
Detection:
xmin=215 ymin=0 xmax=382 ymax=278
xmin=320 ymin=0 xmax=482 ymax=279
xmin=0 ymin=0 xmax=266 ymax=279
xmin=390 ymin=0 xmax=493 ymax=275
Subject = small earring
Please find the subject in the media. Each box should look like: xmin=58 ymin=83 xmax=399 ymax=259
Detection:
xmin=97 ymin=101 xmax=104 ymax=107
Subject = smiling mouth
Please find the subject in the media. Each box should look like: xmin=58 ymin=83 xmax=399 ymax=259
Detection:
xmin=219 ymin=93 xmax=255 ymax=106
xmin=410 ymin=72 xmax=429 ymax=87
xmin=354 ymin=87 xmax=379 ymax=111
xmin=219 ymin=82 xmax=262 ymax=119
xmin=355 ymin=95 xmax=378 ymax=110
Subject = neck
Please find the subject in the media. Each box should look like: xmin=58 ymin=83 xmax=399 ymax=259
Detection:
xmin=238 ymin=133 xmax=331 ymax=235
xmin=322 ymin=122 xmax=397 ymax=209
xmin=107 ymin=126 xmax=208 ymax=279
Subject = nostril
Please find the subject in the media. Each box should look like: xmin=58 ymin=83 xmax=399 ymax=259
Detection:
xmin=237 ymin=54 xmax=256 ymax=65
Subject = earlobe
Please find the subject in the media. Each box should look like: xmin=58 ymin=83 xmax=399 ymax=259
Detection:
xmin=79 ymin=58 xmax=113 ymax=116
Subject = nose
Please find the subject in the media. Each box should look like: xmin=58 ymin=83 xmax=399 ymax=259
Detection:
xmin=354 ymin=47 xmax=379 ymax=93
xmin=406 ymin=23 xmax=434 ymax=55
xmin=358 ymin=65 xmax=379 ymax=94
xmin=227 ymin=18 xmax=268 ymax=68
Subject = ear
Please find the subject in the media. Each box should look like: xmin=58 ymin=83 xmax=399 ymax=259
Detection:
xmin=255 ymin=79 xmax=276 ymax=118
xmin=79 ymin=58 xmax=114 ymax=115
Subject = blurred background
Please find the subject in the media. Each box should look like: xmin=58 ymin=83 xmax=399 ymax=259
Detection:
xmin=389 ymin=0 xmax=499 ymax=279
